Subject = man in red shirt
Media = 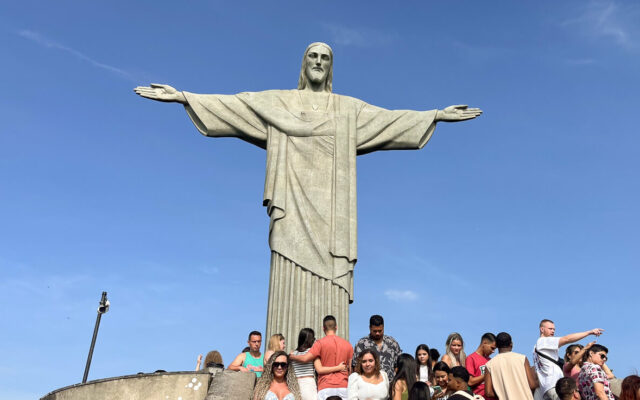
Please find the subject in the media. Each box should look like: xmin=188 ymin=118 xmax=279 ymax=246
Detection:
xmin=466 ymin=332 xmax=497 ymax=399
xmin=289 ymin=315 xmax=353 ymax=400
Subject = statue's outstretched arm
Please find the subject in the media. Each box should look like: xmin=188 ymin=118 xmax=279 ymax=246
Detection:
xmin=134 ymin=83 xmax=187 ymax=105
xmin=435 ymin=105 xmax=482 ymax=122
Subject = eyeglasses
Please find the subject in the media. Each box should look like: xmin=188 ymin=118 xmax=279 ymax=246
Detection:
xmin=273 ymin=362 xmax=288 ymax=369
xmin=597 ymin=353 xmax=608 ymax=361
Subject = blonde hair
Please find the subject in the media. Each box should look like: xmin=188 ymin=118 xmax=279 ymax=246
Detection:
xmin=445 ymin=332 xmax=466 ymax=367
xmin=252 ymin=351 xmax=301 ymax=400
xmin=297 ymin=42 xmax=333 ymax=93
xmin=203 ymin=350 xmax=223 ymax=366
xmin=267 ymin=333 xmax=285 ymax=352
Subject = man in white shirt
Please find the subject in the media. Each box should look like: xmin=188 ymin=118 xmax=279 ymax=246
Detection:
xmin=533 ymin=319 xmax=603 ymax=400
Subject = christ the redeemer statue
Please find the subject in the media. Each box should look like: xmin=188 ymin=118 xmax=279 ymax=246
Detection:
xmin=134 ymin=42 xmax=481 ymax=342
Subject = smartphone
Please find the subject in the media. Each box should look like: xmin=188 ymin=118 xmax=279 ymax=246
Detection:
xmin=433 ymin=385 xmax=442 ymax=393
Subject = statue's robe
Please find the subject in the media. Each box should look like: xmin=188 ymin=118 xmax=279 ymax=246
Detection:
xmin=183 ymin=89 xmax=437 ymax=341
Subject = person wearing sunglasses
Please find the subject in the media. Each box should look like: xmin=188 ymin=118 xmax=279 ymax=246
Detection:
xmin=577 ymin=344 xmax=614 ymax=400
xmin=253 ymin=350 xmax=302 ymax=400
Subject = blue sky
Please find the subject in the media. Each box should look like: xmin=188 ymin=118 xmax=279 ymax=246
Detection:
xmin=1 ymin=1 xmax=639 ymax=398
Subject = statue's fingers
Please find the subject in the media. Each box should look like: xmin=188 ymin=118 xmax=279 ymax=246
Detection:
xmin=453 ymin=104 xmax=468 ymax=109
xmin=136 ymin=88 xmax=159 ymax=95
xmin=150 ymin=83 xmax=165 ymax=88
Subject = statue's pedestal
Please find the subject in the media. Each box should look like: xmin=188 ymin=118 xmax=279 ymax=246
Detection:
xmin=41 ymin=370 xmax=257 ymax=400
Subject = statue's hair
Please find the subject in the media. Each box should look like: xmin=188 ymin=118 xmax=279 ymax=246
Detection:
xmin=252 ymin=351 xmax=301 ymax=400
xmin=298 ymin=42 xmax=333 ymax=93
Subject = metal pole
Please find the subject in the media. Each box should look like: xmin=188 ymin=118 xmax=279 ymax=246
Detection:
xmin=82 ymin=291 xmax=108 ymax=383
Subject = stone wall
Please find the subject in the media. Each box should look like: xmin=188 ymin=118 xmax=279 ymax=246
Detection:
xmin=40 ymin=370 xmax=257 ymax=400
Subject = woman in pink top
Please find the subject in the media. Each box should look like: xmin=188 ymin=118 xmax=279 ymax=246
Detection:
xmin=565 ymin=342 xmax=615 ymax=382
xmin=564 ymin=343 xmax=587 ymax=380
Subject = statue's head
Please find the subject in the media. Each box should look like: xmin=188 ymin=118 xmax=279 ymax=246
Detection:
xmin=298 ymin=42 xmax=333 ymax=92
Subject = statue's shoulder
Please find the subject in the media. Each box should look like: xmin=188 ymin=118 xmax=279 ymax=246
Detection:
xmin=331 ymin=92 xmax=366 ymax=106
xmin=237 ymin=89 xmax=298 ymax=102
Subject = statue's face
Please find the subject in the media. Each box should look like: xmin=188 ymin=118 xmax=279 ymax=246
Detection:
xmin=304 ymin=45 xmax=331 ymax=85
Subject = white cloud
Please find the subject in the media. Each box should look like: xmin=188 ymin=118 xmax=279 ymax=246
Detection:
xmin=384 ymin=289 xmax=418 ymax=302
xmin=322 ymin=24 xmax=397 ymax=47
xmin=198 ymin=265 xmax=220 ymax=275
xmin=561 ymin=0 xmax=639 ymax=49
xmin=17 ymin=29 xmax=135 ymax=80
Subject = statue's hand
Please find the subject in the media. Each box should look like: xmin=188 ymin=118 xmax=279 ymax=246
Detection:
xmin=133 ymin=83 xmax=187 ymax=104
xmin=436 ymin=105 xmax=482 ymax=122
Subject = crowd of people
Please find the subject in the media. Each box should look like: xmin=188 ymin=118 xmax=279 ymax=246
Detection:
xmin=197 ymin=316 xmax=639 ymax=400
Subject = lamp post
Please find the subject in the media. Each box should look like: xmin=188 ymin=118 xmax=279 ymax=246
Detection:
xmin=82 ymin=291 xmax=109 ymax=383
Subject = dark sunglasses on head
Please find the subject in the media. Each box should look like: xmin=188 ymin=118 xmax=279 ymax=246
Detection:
xmin=273 ymin=362 xmax=288 ymax=369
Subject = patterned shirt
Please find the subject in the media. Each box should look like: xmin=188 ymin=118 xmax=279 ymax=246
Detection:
xmin=578 ymin=362 xmax=614 ymax=400
xmin=352 ymin=335 xmax=402 ymax=381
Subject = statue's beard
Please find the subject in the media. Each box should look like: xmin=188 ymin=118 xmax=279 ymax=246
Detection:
xmin=306 ymin=69 xmax=327 ymax=84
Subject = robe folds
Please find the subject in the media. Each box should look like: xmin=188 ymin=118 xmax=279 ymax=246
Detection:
xmin=183 ymin=89 xmax=437 ymax=340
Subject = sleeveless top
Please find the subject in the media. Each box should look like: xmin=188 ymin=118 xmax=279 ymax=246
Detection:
xmin=291 ymin=349 xmax=315 ymax=378
xmin=419 ymin=365 xmax=430 ymax=382
xmin=265 ymin=390 xmax=295 ymax=400
xmin=243 ymin=352 xmax=264 ymax=377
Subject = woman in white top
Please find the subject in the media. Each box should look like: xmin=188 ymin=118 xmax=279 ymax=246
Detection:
xmin=348 ymin=349 xmax=389 ymax=400
xmin=253 ymin=351 xmax=301 ymax=400
xmin=415 ymin=344 xmax=432 ymax=384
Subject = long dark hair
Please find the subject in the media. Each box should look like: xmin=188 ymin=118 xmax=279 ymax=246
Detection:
xmin=415 ymin=344 xmax=432 ymax=381
xmin=408 ymin=381 xmax=431 ymax=400
xmin=296 ymin=328 xmax=315 ymax=352
xmin=390 ymin=353 xmax=418 ymax=399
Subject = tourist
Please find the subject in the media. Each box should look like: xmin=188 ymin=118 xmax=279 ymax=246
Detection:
xmin=408 ymin=381 xmax=432 ymax=400
xmin=430 ymin=349 xmax=441 ymax=369
xmin=289 ymin=315 xmax=353 ymax=400
xmin=291 ymin=328 xmax=346 ymax=400
xmin=416 ymin=344 xmax=432 ymax=384
xmin=265 ymin=334 xmax=286 ymax=366
xmin=353 ymin=315 xmax=402 ymax=381
xmin=389 ymin=353 xmax=418 ymax=400
xmin=485 ymin=332 xmax=538 ymax=400
xmin=564 ymin=344 xmax=588 ymax=380
xmin=564 ymin=342 xmax=615 ymax=383
xmin=465 ymin=332 xmax=496 ymax=398
xmin=442 ymin=333 xmax=466 ymax=368
xmin=555 ymin=377 xmax=581 ymax=400
xmin=577 ymin=344 xmax=614 ymax=400
xmin=446 ymin=366 xmax=478 ymax=400
xmin=195 ymin=350 xmax=224 ymax=371
xmin=620 ymin=375 xmax=640 ymax=400
xmin=252 ymin=350 xmax=301 ymax=400
xmin=291 ymin=328 xmax=317 ymax=400
xmin=432 ymin=362 xmax=451 ymax=400
xmin=533 ymin=319 xmax=603 ymax=400
xmin=348 ymin=348 xmax=389 ymax=399
xmin=229 ymin=331 xmax=265 ymax=377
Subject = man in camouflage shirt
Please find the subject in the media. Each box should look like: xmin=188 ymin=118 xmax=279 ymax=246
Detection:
xmin=352 ymin=314 xmax=402 ymax=381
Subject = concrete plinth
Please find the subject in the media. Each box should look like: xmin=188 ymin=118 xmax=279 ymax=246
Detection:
xmin=41 ymin=371 xmax=211 ymax=400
